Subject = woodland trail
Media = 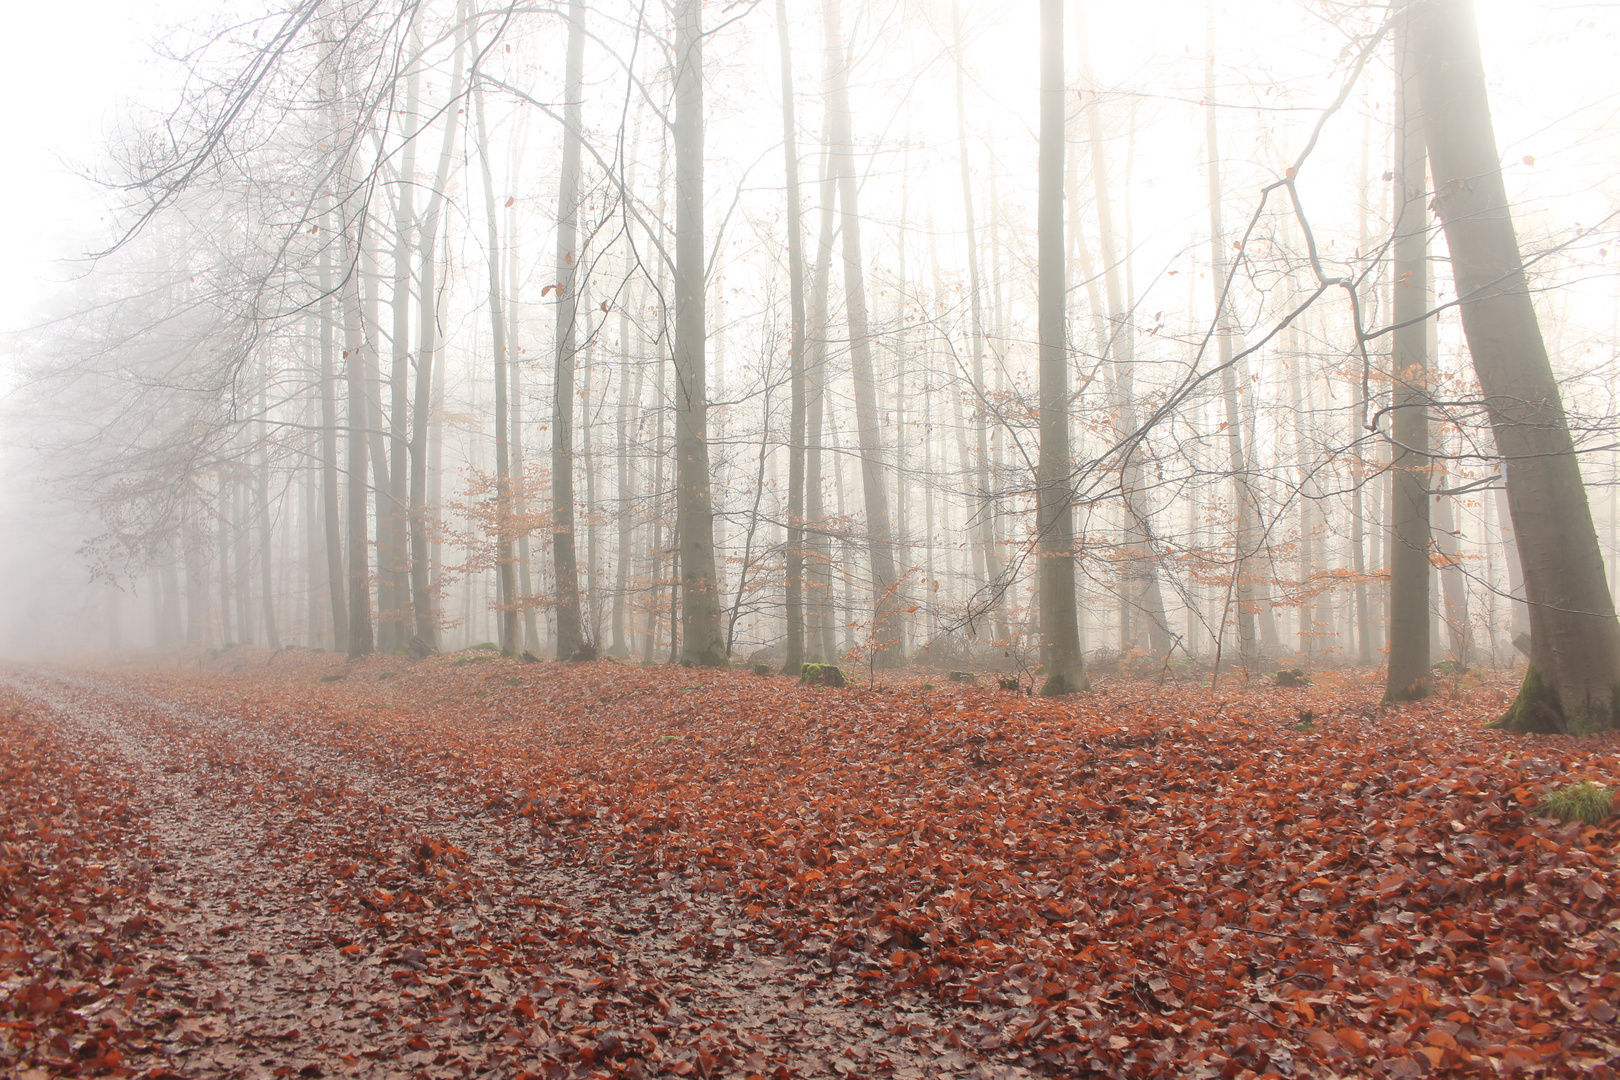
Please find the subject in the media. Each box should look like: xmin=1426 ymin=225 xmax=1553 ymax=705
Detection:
xmin=0 ymin=662 xmax=1008 ymax=1080
xmin=2 ymin=651 xmax=1619 ymax=1079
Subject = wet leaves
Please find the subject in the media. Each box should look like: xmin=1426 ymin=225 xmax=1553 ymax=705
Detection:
xmin=2 ymin=657 xmax=1618 ymax=1078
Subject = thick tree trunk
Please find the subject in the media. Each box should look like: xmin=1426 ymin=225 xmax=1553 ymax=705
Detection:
xmin=1036 ymin=0 xmax=1087 ymax=695
xmin=673 ymin=0 xmax=726 ymax=666
xmin=778 ymin=0 xmax=809 ymax=676
xmin=551 ymin=0 xmax=587 ymax=661
xmin=1411 ymin=0 xmax=1620 ymax=731
xmin=1385 ymin=8 xmax=1433 ymax=700
xmin=824 ymin=0 xmax=902 ymax=665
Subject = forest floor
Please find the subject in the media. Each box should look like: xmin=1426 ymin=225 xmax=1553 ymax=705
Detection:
xmin=0 ymin=650 xmax=1616 ymax=1080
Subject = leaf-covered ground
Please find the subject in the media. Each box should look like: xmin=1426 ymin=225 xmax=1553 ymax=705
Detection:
xmin=1 ymin=651 xmax=1616 ymax=1079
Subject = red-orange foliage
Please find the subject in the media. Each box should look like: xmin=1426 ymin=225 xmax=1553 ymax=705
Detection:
xmin=2 ymin=654 xmax=1617 ymax=1078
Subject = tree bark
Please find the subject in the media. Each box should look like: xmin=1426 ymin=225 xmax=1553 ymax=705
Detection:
xmin=342 ymin=206 xmax=375 ymax=658
xmin=953 ymin=1 xmax=1004 ymax=635
xmin=551 ymin=0 xmax=588 ymax=661
xmin=778 ymin=0 xmax=809 ymax=676
xmin=470 ymin=36 xmax=520 ymax=657
xmin=1205 ymin=10 xmax=1257 ymax=672
xmin=823 ymin=0 xmax=901 ymax=665
xmin=318 ymin=212 xmax=351 ymax=653
xmin=1385 ymin=6 xmax=1433 ymax=700
xmin=386 ymin=18 xmax=419 ymax=654
xmin=1411 ymin=0 xmax=1620 ymax=731
xmin=408 ymin=13 xmax=464 ymax=655
xmin=1036 ymin=0 xmax=1087 ymax=695
xmin=673 ymin=0 xmax=726 ymax=666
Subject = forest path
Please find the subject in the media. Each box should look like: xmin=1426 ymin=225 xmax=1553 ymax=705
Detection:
xmin=0 ymin=664 xmax=1008 ymax=1080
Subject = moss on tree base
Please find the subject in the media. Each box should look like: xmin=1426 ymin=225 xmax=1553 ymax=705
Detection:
xmin=1383 ymin=677 xmax=1432 ymax=704
xmin=1489 ymin=665 xmax=1567 ymax=734
xmin=1040 ymin=671 xmax=1092 ymax=697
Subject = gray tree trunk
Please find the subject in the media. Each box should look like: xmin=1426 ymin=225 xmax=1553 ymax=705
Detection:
xmin=551 ymin=0 xmax=587 ymax=660
xmin=1205 ymin=11 xmax=1257 ymax=672
xmin=1036 ymin=0 xmax=1087 ymax=695
xmin=1385 ymin=8 xmax=1433 ymax=700
xmin=1412 ymin=0 xmax=1620 ymax=731
xmin=471 ymin=38 xmax=520 ymax=656
xmin=408 ymin=14 xmax=463 ymax=654
xmin=778 ymin=0 xmax=809 ymax=676
xmin=673 ymin=0 xmax=726 ymax=666
xmin=318 ymin=222 xmax=350 ymax=653
xmin=824 ymin=0 xmax=901 ymax=665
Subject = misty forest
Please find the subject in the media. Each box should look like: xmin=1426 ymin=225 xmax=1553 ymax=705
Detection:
xmin=1 ymin=0 xmax=1618 ymax=1076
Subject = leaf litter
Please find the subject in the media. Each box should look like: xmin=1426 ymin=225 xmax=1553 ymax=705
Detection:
xmin=1 ymin=652 xmax=1616 ymax=1078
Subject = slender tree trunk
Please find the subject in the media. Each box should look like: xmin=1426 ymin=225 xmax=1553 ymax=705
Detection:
xmin=1078 ymin=22 xmax=1172 ymax=655
xmin=778 ymin=0 xmax=809 ymax=675
xmin=611 ymin=266 xmax=635 ymax=658
xmin=510 ymin=195 xmax=540 ymax=655
xmin=1385 ymin=7 xmax=1433 ymax=700
xmin=1413 ymin=0 xmax=1620 ymax=731
xmin=673 ymin=0 xmax=726 ymax=665
xmin=805 ymin=137 xmax=836 ymax=664
xmin=1205 ymin=10 xmax=1257 ymax=671
xmin=409 ymin=22 xmax=464 ymax=653
xmin=550 ymin=0 xmax=588 ymax=660
xmin=361 ymin=238 xmax=396 ymax=653
xmin=471 ymin=38 xmax=520 ymax=656
xmin=342 ymin=207 xmax=375 ymax=658
xmin=318 ymin=216 xmax=350 ymax=652
xmin=256 ymin=382 xmax=282 ymax=650
xmin=1037 ymin=0 xmax=1086 ymax=694
xmin=824 ymin=0 xmax=901 ymax=664
xmin=386 ymin=21 xmax=419 ymax=652
xmin=953 ymin=1 xmax=1003 ymax=631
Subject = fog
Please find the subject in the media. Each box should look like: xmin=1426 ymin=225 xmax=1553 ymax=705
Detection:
xmin=3 ymin=0 xmax=1618 ymax=675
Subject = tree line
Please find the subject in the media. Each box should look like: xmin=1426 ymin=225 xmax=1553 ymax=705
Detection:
xmin=18 ymin=0 xmax=1620 ymax=732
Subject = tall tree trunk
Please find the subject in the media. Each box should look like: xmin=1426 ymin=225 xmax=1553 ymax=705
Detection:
xmin=611 ymin=262 xmax=637 ymax=658
xmin=953 ymin=1 xmax=1003 ymax=631
xmin=256 ymin=381 xmax=282 ymax=650
xmin=386 ymin=19 xmax=419 ymax=653
xmin=1352 ymin=97 xmax=1376 ymax=665
xmin=805 ymin=140 xmax=836 ymax=664
xmin=1413 ymin=0 xmax=1620 ymax=731
xmin=673 ymin=0 xmax=726 ymax=666
xmin=342 ymin=207 xmax=375 ymax=658
xmin=1037 ymin=0 xmax=1087 ymax=695
xmin=1078 ymin=18 xmax=1172 ymax=655
xmin=409 ymin=19 xmax=464 ymax=653
xmin=823 ymin=0 xmax=901 ymax=665
xmin=318 ymin=216 xmax=350 ymax=652
xmin=471 ymin=38 xmax=520 ymax=656
xmin=778 ymin=0 xmax=809 ymax=675
xmin=551 ymin=0 xmax=588 ymax=661
xmin=361 ymin=238 xmax=396 ymax=653
xmin=1205 ymin=10 xmax=1257 ymax=672
xmin=1385 ymin=7 xmax=1433 ymax=700
xmin=510 ymin=194 xmax=540 ymax=655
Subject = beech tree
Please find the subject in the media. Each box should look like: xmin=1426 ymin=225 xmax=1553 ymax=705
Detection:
xmin=1411 ymin=0 xmax=1620 ymax=732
